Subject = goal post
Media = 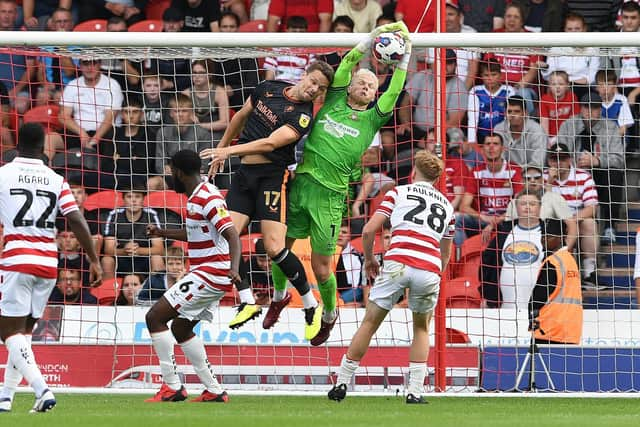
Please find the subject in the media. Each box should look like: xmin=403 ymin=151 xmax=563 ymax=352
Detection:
xmin=0 ymin=30 xmax=639 ymax=394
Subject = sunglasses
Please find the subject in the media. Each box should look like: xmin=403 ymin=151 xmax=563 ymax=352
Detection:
xmin=525 ymin=174 xmax=542 ymax=180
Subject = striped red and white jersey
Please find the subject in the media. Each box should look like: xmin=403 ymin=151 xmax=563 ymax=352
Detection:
xmin=0 ymin=157 xmax=78 ymax=279
xmin=466 ymin=160 xmax=524 ymax=216
xmin=375 ymin=181 xmax=455 ymax=274
xmin=186 ymin=181 xmax=235 ymax=291
xmin=546 ymin=166 xmax=599 ymax=213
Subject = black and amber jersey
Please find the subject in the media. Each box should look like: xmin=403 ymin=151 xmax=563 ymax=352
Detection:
xmin=238 ymin=80 xmax=314 ymax=167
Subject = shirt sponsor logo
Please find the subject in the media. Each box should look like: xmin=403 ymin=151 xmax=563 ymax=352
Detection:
xmin=503 ymin=240 xmax=540 ymax=265
xmin=317 ymin=113 xmax=360 ymax=138
xmin=256 ymin=99 xmax=279 ymax=125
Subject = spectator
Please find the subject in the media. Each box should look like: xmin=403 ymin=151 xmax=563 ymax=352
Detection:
xmin=458 ymin=0 xmax=506 ymax=32
xmin=319 ymin=15 xmax=355 ymax=71
xmin=333 ymin=0 xmax=381 ymax=33
xmin=442 ymin=0 xmax=479 ymax=90
xmin=102 ymin=16 xmax=143 ymax=93
xmin=467 ymin=59 xmax=516 ymax=144
xmin=539 ymin=13 xmax=600 ymax=100
xmin=447 ymin=126 xmax=484 ymax=170
xmin=557 ymin=92 xmax=625 ymax=245
xmin=566 ymin=0 xmax=622 ymax=32
xmin=494 ymin=95 xmax=548 ymax=169
xmin=594 ymin=69 xmax=634 ymax=137
xmin=182 ymin=59 xmax=229 ymax=135
xmin=39 ymin=7 xmax=78 ymax=93
xmin=139 ymin=72 xmax=173 ymax=140
xmin=240 ymin=238 xmax=274 ymax=306
xmin=171 ymin=0 xmax=221 ymax=32
xmin=55 ymin=179 xmax=104 ymax=247
xmin=153 ymin=93 xmax=214 ymax=183
xmin=78 ymin=0 xmax=146 ymax=26
xmin=213 ymin=11 xmax=260 ymax=109
xmin=137 ymin=246 xmax=187 ymax=305
xmin=102 ymin=183 xmax=165 ymax=278
xmin=480 ymin=191 xmax=544 ymax=309
xmin=539 ymin=70 xmax=579 ymax=143
xmin=0 ymin=80 xmax=11 ymax=152
xmin=511 ymin=0 xmax=566 ymax=32
xmin=486 ymin=3 xmax=541 ymax=114
xmin=59 ymin=58 xmax=124 ymax=149
xmin=456 ymin=133 xmax=523 ymax=246
xmin=115 ymin=273 xmax=144 ymax=305
xmin=48 ymin=269 xmax=98 ymax=305
xmin=504 ymin=164 xmax=578 ymax=251
xmin=335 ymin=220 xmax=365 ymax=305
xmin=529 ymin=218 xmax=583 ymax=344
xmin=407 ymin=48 xmax=468 ymax=133
xmin=22 ymin=0 xmax=73 ymax=31
xmin=264 ymin=16 xmax=315 ymax=83
xmin=267 ymin=0 xmax=333 ymax=32
xmin=57 ymin=229 xmax=92 ymax=285
xmin=221 ymin=0 xmax=248 ymax=24
xmin=545 ymin=143 xmax=599 ymax=286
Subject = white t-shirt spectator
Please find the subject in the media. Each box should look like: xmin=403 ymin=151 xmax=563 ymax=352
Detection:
xmin=61 ymin=74 xmax=123 ymax=131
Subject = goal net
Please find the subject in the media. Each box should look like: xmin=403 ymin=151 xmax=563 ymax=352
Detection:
xmin=0 ymin=31 xmax=639 ymax=394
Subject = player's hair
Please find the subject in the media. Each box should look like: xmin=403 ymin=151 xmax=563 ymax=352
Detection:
xmin=166 ymin=245 xmax=185 ymax=258
xmin=17 ymin=122 xmax=45 ymax=154
xmin=219 ymin=11 xmax=240 ymax=27
xmin=170 ymin=92 xmax=193 ymax=109
xmin=286 ymin=15 xmax=308 ymax=30
xmin=169 ymin=149 xmax=202 ymax=176
xmin=306 ymin=60 xmax=335 ymax=85
xmin=595 ymin=69 xmax=618 ymax=85
xmin=414 ymin=150 xmax=443 ymax=183
xmin=480 ymin=58 xmax=501 ymax=75
xmin=331 ymin=15 xmax=355 ymax=32
xmin=622 ymin=1 xmax=640 ymax=14
xmin=350 ymin=68 xmax=379 ymax=92
xmin=507 ymin=95 xmax=527 ymax=111
xmin=548 ymin=70 xmax=569 ymax=83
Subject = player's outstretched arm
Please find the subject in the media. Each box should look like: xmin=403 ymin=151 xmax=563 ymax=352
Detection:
xmin=66 ymin=210 xmax=103 ymax=287
xmin=377 ymin=31 xmax=412 ymax=115
xmin=146 ymin=224 xmax=187 ymax=242
xmin=221 ymin=226 xmax=242 ymax=285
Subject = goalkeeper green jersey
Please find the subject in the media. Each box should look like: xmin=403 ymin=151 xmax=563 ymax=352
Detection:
xmin=295 ymin=48 xmax=407 ymax=194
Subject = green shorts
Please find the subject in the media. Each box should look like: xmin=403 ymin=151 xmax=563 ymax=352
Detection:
xmin=287 ymin=173 xmax=345 ymax=256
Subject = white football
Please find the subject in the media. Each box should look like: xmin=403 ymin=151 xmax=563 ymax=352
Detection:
xmin=372 ymin=32 xmax=406 ymax=65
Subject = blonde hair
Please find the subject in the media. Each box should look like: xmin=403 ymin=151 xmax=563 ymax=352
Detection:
xmin=350 ymin=68 xmax=378 ymax=91
xmin=414 ymin=150 xmax=443 ymax=183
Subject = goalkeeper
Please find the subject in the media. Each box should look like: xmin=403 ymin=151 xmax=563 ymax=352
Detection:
xmin=266 ymin=22 xmax=412 ymax=346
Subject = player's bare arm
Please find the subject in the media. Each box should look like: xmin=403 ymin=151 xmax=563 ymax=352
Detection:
xmin=222 ymin=226 xmax=242 ymax=286
xmin=66 ymin=210 xmax=103 ymax=287
xmin=147 ymin=224 xmax=187 ymax=241
xmin=361 ymin=212 xmax=388 ymax=280
xmin=440 ymin=237 xmax=453 ymax=272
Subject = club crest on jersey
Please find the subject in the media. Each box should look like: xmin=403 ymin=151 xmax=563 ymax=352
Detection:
xmin=299 ymin=113 xmax=310 ymax=128
xmin=217 ymin=206 xmax=229 ymax=218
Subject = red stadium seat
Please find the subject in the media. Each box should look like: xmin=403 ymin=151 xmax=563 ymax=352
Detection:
xmin=23 ymin=105 xmax=61 ymax=131
xmin=144 ymin=190 xmax=188 ymax=218
xmin=238 ymin=19 xmax=267 ymax=32
xmin=350 ymin=235 xmax=385 ymax=255
xmin=91 ymin=277 xmax=121 ymax=305
xmin=445 ymin=276 xmax=482 ymax=308
xmin=84 ymin=190 xmax=123 ymax=211
xmin=446 ymin=327 xmax=472 ymax=343
xmin=128 ymin=19 xmax=163 ymax=32
xmin=145 ymin=0 xmax=170 ymax=20
xmin=73 ymin=19 xmax=108 ymax=32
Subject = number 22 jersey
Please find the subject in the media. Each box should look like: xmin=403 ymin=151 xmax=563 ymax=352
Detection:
xmin=0 ymin=157 xmax=78 ymax=279
xmin=376 ymin=182 xmax=455 ymax=274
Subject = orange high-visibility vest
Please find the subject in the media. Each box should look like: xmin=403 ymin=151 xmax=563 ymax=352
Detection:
xmin=534 ymin=248 xmax=583 ymax=344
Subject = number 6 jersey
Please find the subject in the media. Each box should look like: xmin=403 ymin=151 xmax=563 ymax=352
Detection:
xmin=0 ymin=157 xmax=78 ymax=279
xmin=376 ymin=181 xmax=455 ymax=274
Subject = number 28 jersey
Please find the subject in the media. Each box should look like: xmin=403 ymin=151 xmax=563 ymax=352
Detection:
xmin=0 ymin=157 xmax=78 ymax=279
xmin=376 ymin=182 xmax=455 ymax=274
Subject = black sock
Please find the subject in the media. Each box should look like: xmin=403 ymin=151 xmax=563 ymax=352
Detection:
xmin=272 ymin=248 xmax=310 ymax=296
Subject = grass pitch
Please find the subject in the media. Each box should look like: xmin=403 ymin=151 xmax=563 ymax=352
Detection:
xmin=3 ymin=394 xmax=638 ymax=427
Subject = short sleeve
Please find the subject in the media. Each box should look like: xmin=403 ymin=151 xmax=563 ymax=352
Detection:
xmin=284 ymin=107 xmax=313 ymax=137
xmin=58 ymin=180 xmax=79 ymax=216
xmin=376 ymin=189 xmax=397 ymax=218
xmin=201 ymin=194 xmax=234 ymax=233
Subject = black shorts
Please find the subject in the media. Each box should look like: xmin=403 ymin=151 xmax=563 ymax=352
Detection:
xmin=226 ymin=163 xmax=291 ymax=223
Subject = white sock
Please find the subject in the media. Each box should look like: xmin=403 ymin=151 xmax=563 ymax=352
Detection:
xmin=273 ymin=289 xmax=287 ymax=302
xmin=5 ymin=334 xmax=47 ymax=397
xmin=238 ymin=288 xmax=256 ymax=305
xmin=301 ymin=291 xmax=318 ymax=310
xmin=0 ymin=335 xmax=30 ymax=401
xmin=583 ymin=258 xmax=596 ymax=277
xmin=407 ymin=362 xmax=427 ymax=397
xmin=322 ymin=309 xmax=337 ymax=323
xmin=180 ymin=336 xmax=223 ymax=394
xmin=150 ymin=330 xmax=181 ymax=390
xmin=336 ymin=354 xmax=359 ymax=386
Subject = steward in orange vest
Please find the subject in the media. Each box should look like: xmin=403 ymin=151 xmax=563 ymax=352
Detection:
xmin=529 ymin=218 xmax=583 ymax=344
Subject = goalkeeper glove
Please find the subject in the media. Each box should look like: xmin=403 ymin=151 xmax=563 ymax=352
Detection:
xmin=357 ymin=21 xmax=410 ymax=54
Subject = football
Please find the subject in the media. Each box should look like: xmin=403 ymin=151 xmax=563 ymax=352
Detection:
xmin=372 ymin=31 xmax=406 ymax=65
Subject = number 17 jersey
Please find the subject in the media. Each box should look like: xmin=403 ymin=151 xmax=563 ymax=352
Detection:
xmin=376 ymin=182 xmax=455 ymax=274
xmin=0 ymin=157 xmax=78 ymax=279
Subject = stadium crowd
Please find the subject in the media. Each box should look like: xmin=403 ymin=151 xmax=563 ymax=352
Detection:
xmin=0 ymin=0 xmax=639 ymax=310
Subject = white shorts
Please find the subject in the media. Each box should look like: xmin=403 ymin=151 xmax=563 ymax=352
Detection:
xmin=369 ymin=260 xmax=440 ymax=313
xmin=162 ymin=272 xmax=226 ymax=322
xmin=0 ymin=271 xmax=57 ymax=318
